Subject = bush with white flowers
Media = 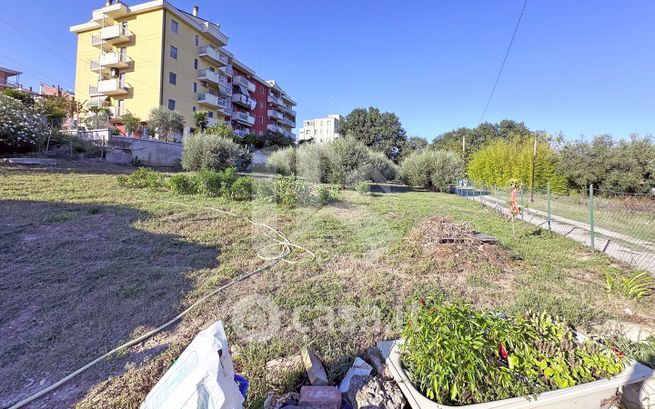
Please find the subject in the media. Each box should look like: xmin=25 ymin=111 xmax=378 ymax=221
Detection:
xmin=0 ymin=94 xmax=47 ymax=152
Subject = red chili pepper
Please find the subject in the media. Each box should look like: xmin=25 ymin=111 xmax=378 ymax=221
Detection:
xmin=500 ymin=342 xmax=508 ymax=359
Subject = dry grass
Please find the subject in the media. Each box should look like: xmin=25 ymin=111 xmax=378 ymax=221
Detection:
xmin=0 ymin=159 xmax=652 ymax=409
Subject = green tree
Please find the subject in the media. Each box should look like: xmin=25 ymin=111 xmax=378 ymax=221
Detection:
xmin=467 ymin=136 xmax=566 ymax=192
xmin=193 ymin=110 xmax=209 ymax=132
xmin=399 ymin=136 xmax=429 ymax=161
xmin=1 ymin=89 xmax=35 ymax=106
xmin=206 ymin=120 xmax=234 ymax=138
xmin=85 ymin=106 xmax=112 ymax=130
xmin=339 ymin=107 xmax=407 ymax=161
xmin=122 ymin=113 xmax=141 ymax=136
xmin=147 ymin=106 xmax=185 ymax=141
xmin=37 ymin=95 xmax=69 ymax=128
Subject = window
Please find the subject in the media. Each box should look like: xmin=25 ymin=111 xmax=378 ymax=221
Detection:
xmin=208 ymin=112 xmax=214 ymax=118
xmin=195 ymin=35 xmax=199 ymax=46
xmin=259 ymin=116 xmax=263 ymax=124
xmin=194 ymin=58 xmax=198 ymax=69
xmin=192 ymin=106 xmax=197 ymax=112
xmin=260 ymin=87 xmax=264 ymax=94
xmin=193 ymin=82 xmax=197 ymax=93
xmin=170 ymin=46 xmax=178 ymax=59
xmin=169 ymin=72 xmax=177 ymax=85
xmin=171 ymin=19 xmax=179 ymax=33
xmin=168 ymin=99 xmax=176 ymax=110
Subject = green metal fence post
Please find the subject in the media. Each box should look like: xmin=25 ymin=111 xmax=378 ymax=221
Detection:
xmin=547 ymin=182 xmax=552 ymax=233
xmin=589 ymin=184 xmax=595 ymax=251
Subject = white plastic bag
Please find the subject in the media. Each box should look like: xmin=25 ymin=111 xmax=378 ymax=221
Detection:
xmin=141 ymin=321 xmax=244 ymax=409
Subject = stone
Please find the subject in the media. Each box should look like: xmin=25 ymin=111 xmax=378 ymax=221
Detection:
xmin=266 ymin=354 xmax=303 ymax=382
xmin=264 ymin=391 xmax=300 ymax=409
xmin=339 ymin=357 xmax=373 ymax=393
xmin=7 ymin=158 xmax=56 ymax=166
xmin=353 ymin=377 xmax=406 ymax=409
xmin=594 ymin=320 xmax=655 ymax=343
xmin=298 ymin=386 xmax=341 ymax=409
xmin=302 ymin=347 xmax=329 ymax=386
xmin=365 ymin=347 xmax=391 ymax=380
xmin=346 ymin=375 xmax=373 ymax=406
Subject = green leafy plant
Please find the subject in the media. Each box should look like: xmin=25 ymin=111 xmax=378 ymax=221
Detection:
xmin=230 ymin=176 xmax=254 ymax=201
xmin=605 ymin=271 xmax=654 ymax=300
xmin=355 ymin=181 xmax=370 ymax=195
xmin=169 ymin=173 xmax=198 ymax=195
xmin=401 ymin=296 xmax=625 ymax=406
xmin=116 ymin=168 xmax=165 ymax=190
xmin=182 ymin=133 xmax=251 ymax=171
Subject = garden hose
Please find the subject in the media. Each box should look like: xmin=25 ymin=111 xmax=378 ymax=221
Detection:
xmin=8 ymin=201 xmax=314 ymax=409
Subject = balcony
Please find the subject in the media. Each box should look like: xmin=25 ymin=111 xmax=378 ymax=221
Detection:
xmin=198 ymin=69 xmax=220 ymax=84
xmin=234 ymin=129 xmax=250 ymax=137
xmin=281 ymin=117 xmax=295 ymax=127
xmin=197 ymin=93 xmax=228 ymax=110
xmin=0 ymin=78 xmax=18 ymax=89
xmin=223 ymin=65 xmax=234 ymax=77
xmin=268 ymin=94 xmax=284 ymax=107
xmin=268 ymin=109 xmax=284 ymax=121
xmin=91 ymin=2 xmax=129 ymax=23
xmin=199 ymin=45 xmax=228 ymax=66
xmin=91 ymin=52 xmax=131 ymax=71
xmin=283 ymin=106 xmax=297 ymax=117
xmin=232 ymin=93 xmax=254 ymax=109
xmin=92 ymin=25 xmax=132 ymax=48
xmin=97 ymin=78 xmax=129 ymax=95
xmin=207 ymin=116 xmax=219 ymax=127
xmin=267 ymin=123 xmax=284 ymax=133
xmin=233 ymin=75 xmax=256 ymax=93
xmin=201 ymin=22 xmax=228 ymax=46
xmin=232 ymin=111 xmax=255 ymax=126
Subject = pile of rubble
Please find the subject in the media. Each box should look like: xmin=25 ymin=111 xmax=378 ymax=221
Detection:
xmin=264 ymin=347 xmax=406 ymax=409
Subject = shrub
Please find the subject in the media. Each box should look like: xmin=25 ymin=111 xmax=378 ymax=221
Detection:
xmin=116 ymin=167 xmax=165 ymax=189
xmin=326 ymin=137 xmax=371 ymax=187
xmin=169 ymin=173 xmax=198 ymax=195
xmin=273 ymin=176 xmax=308 ymax=207
xmin=400 ymin=150 xmax=464 ymax=191
xmin=147 ymin=106 xmax=185 ymax=141
xmin=468 ymin=137 xmax=566 ymax=192
xmin=0 ymin=94 xmax=47 ymax=153
xmin=314 ymin=184 xmax=339 ymax=206
xmin=257 ymin=176 xmax=338 ymax=208
xmin=367 ymin=151 xmax=398 ymax=182
xmin=297 ymin=143 xmax=332 ymax=183
xmin=182 ymin=133 xmax=251 ymax=171
xmin=267 ymin=147 xmax=297 ymax=176
xmin=195 ymin=168 xmax=238 ymax=197
xmin=355 ymin=181 xmax=370 ymax=195
xmin=230 ymin=177 xmax=254 ymax=201
xmin=401 ymin=295 xmax=625 ymax=406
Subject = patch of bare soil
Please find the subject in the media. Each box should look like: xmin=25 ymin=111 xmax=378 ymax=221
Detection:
xmin=408 ymin=216 xmax=520 ymax=309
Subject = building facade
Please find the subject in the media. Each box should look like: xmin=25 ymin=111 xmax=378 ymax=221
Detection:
xmin=70 ymin=0 xmax=296 ymax=138
xmin=298 ymin=114 xmax=343 ymax=144
xmin=0 ymin=66 xmax=21 ymax=90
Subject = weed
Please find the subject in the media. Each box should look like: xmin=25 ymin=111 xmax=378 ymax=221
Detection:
xmin=605 ymin=271 xmax=654 ymax=300
xmin=169 ymin=173 xmax=198 ymax=195
xmin=117 ymin=168 xmax=166 ymax=190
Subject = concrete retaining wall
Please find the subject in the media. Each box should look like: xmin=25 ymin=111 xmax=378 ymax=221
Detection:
xmin=107 ymin=136 xmax=182 ymax=167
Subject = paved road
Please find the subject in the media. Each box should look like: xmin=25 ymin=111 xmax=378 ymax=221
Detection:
xmin=464 ymin=193 xmax=655 ymax=273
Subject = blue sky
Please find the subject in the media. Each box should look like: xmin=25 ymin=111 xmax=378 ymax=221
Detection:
xmin=1 ymin=0 xmax=653 ymax=141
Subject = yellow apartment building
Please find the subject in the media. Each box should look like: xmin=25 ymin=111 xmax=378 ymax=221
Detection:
xmin=70 ymin=0 xmax=296 ymax=139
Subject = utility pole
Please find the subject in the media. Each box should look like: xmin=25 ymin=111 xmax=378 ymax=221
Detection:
xmin=530 ymin=134 xmax=537 ymax=203
xmin=462 ymin=134 xmax=466 ymax=156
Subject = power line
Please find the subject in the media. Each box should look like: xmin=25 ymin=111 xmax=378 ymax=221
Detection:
xmin=478 ymin=0 xmax=528 ymax=124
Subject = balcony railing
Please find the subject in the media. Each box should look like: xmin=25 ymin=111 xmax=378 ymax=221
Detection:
xmin=268 ymin=109 xmax=284 ymax=120
xmin=199 ymin=45 xmax=228 ymax=66
xmin=92 ymin=25 xmax=132 ymax=47
xmin=232 ymin=93 xmax=254 ymax=109
xmin=91 ymin=52 xmax=131 ymax=71
xmin=268 ymin=94 xmax=284 ymax=106
xmin=197 ymin=93 xmax=228 ymax=110
xmin=281 ymin=117 xmax=295 ymax=127
xmin=234 ymin=129 xmax=250 ymax=137
xmin=233 ymin=75 xmax=256 ymax=93
xmin=198 ymin=69 xmax=219 ymax=84
xmin=267 ymin=123 xmax=283 ymax=133
xmin=97 ymin=78 xmax=129 ymax=95
xmin=0 ymin=78 xmax=19 ymax=88
xmin=224 ymin=65 xmax=234 ymax=77
xmin=232 ymin=111 xmax=255 ymax=126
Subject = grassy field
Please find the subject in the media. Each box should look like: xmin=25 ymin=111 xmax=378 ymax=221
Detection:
xmin=1 ymin=159 xmax=653 ymax=408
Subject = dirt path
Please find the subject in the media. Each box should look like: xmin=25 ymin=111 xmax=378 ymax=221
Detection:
xmin=465 ymin=194 xmax=655 ymax=274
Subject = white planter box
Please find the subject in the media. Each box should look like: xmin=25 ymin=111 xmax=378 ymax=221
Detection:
xmin=379 ymin=339 xmax=654 ymax=409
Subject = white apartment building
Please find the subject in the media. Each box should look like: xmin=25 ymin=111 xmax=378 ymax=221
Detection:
xmin=298 ymin=114 xmax=343 ymax=143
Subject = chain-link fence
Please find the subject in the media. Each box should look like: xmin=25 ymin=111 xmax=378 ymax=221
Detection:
xmin=454 ymin=182 xmax=655 ymax=273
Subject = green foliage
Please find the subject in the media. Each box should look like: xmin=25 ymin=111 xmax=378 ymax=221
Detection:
xmin=205 ymin=121 xmax=234 ymax=138
xmin=267 ymin=147 xmax=297 ymax=176
xmin=327 ymin=137 xmax=371 ymax=187
xmin=401 ymin=296 xmax=625 ymax=405
xmin=169 ymin=173 xmax=198 ymax=195
xmin=147 ymin=106 xmax=185 ymax=141
xmin=182 ymin=133 xmax=251 ymax=171
xmin=604 ymin=335 xmax=655 ymax=369
xmin=230 ymin=176 xmax=254 ymax=201
xmin=400 ymin=150 xmax=464 ymax=191
xmin=468 ymin=137 xmax=566 ymax=192
xmin=116 ymin=168 xmax=166 ymax=190
xmin=315 ymin=184 xmax=340 ymax=205
xmin=0 ymin=94 xmax=48 ymax=153
xmin=85 ymin=106 xmax=112 ymax=130
xmin=122 ymin=113 xmax=141 ymax=136
xmin=257 ymin=176 xmax=338 ymax=208
xmin=355 ymin=181 xmax=370 ymax=195
xmin=432 ymin=120 xmax=534 ymax=162
xmin=296 ymin=143 xmax=332 ymax=183
xmin=398 ymin=136 xmax=429 ymax=161
xmin=339 ymin=107 xmax=407 ymax=161
xmin=558 ymin=135 xmax=655 ymax=194
xmin=2 ymin=88 xmax=35 ymax=106
xmin=234 ymin=131 xmax=294 ymax=149
xmin=192 ymin=110 xmax=209 ymax=133
xmin=605 ymin=271 xmax=654 ymax=300
xmin=367 ymin=151 xmax=399 ymax=181
xmin=37 ymin=95 xmax=69 ymax=128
